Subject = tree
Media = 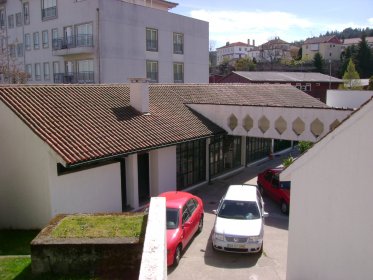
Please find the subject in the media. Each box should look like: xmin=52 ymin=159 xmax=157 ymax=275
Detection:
xmin=218 ymin=57 xmax=234 ymax=76
xmin=355 ymin=35 xmax=373 ymax=78
xmin=235 ymin=57 xmax=255 ymax=71
xmin=313 ymin=52 xmax=324 ymax=73
xmin=341 ymin=58 xmax=362 ymax=89
xmin=0 ymin=32 xmax=28 ymax=84
xmin=339 ymin=45 xmax=357 ymax=78
xmin=368 ymin=76 xmax=373 ymax=90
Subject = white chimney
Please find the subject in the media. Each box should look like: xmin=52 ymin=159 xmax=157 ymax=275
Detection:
xmin=253 ymin=39 xmax=255 ymax=46
xmin=129 ymin=78 xmax=149 ymax=114
xmin=248 ymin=39 xmax=250 ymax=45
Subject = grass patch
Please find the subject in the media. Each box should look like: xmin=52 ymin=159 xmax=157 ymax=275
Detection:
xmin=0 ymin=230 xmax=40 ymax=255
xmin=0 ymin=257 xmax=31 ymax=280
xmin=51 ymin=214 xmax=145 ymax=238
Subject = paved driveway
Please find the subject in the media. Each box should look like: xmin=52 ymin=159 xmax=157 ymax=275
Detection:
xmin=168 ymin=154 xmax=291 ymax=280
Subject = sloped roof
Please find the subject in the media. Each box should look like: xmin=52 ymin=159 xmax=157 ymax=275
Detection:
xmin=343 ymin=37 xmax=373 ymax=45
xmin=0 ymin=83 xmax=327 ymax=166
xmin=233 ymin=71 xmax=343 ymax=83
xmin=304 ymin=35 xmax=341 ymax=44
xmin=217 ymin=42 xmax=249 ymax=49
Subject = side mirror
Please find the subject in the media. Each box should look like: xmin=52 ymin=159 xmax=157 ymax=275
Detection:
xmin=263 ymin=211 xmax=269 ymax=218
xmin=212 ymin=209 xmax=217 ymax=215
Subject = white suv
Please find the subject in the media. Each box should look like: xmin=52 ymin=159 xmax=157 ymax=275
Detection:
xmin=212 ymin=184 xmax=268 ymax=253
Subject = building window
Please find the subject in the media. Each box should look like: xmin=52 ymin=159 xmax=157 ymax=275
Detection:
xmin=25 ymin=34 xmax=31 ymax=50
xmin=23 ymin=2 xmax=30 ymax=25
xmin=146 ymin=28 xmax=158 ymax=52
xmin=8 ymin=15 xmax=14 ymax=29
xmin=209 ymin=135 xmax=242 ymax=178
xmin=42 ymin=30 xmax=49 ymax=48
xmin=16 ymin=12 xmax=22 ymax=26
xmin=52 ymin=61 xmax=59 ymax=82
xmin=177 ymin=139 xmax=206 ymax=190
xmin=77 ymin=59 xmax=94 ymax=83
xmin=17 ymin=43 xmax=23 ymax=57
xmin=25 ymin=64 xmax=32 ymax=80
xmin=146 ymin=60 xmax=158 ymax=83
xmin=43 ymin=62 xmax=50 ymax=80
xmin=173 ymin=32 xmax=183 ymax=54
xmin=295 ymin=83 xmax=301 ymax=90
xmin=51 ymin=28 xmax=58 ymax=49
xmin=33 ymin=32 xmax=40 ymax=49
xmin=75 ymin=23 xmax=93 ymax=47
xmin=246 ymin=137 xmax=271 ymax=164
xmin=173 ymin=63 xmax=184 ymax=83
xmin=305 ymin=83 xmax=311 ymax=92
xmin=0 ymin=9 xmax=5 ymax=29
xmin=42 ymin=0 xmax=57 ymax=20
xmin=9 ymin=44 xmax=16 ymax=57
xmin=35 ymin=63 xmax=41 ymax=80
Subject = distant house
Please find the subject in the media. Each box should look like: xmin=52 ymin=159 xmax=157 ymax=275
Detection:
xmin=216 ymin=40 xmax=255 ymax=65
xmin=247 ymin=37 xmax=291 ymax=63
xmin=342 ymin=36 xmax=373 ymax=52
xmin=283 ymin=97 xmax=373 ymax=280
xmin=302 ymin=35 xmax=342 ymax=61
xmin=217 ymin=71 xmax=343 ymax=103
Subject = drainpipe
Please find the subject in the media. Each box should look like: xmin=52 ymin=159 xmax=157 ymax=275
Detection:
xmin=20 ymin=0 xmax=26 ymax=76
xmin=96 ymin=8 xmax=101 ymax=83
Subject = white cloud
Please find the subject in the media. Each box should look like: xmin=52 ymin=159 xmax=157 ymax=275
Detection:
xmin=190 ymin=9 xmax=314 ymax=47
xmin=368 ymin=18 xmax=373 ymax=25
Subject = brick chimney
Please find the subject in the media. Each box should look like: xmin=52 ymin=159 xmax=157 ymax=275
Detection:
xmin=129 ymin=78 xmax=149 ymax=114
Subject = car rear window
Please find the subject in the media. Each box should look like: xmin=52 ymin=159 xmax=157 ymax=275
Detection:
xmin=218 ymin=200 xmax=260 ymax=220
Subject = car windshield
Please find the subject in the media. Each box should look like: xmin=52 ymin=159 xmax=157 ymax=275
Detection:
xmin=166 ymin=208 xmax=179 ymax=229
xmin=217 ymin=200 xmax=260 ymax=220
xmin=280 ymin=181 xmax=291 ymax=190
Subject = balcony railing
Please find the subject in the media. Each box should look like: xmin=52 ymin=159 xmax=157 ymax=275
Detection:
xmin=54 ymin=72 xmax=94 ymax=84
xmin=42 ymin=6 xmax=57 ymax=20
xmin=173 ymin=43 xmax=183 ymax=54
xmin=53 ymin=35 xmax=93 ymax=51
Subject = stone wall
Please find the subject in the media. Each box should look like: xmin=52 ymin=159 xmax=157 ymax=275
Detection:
xmin=31 ymin=214 xmax=146 ymax=279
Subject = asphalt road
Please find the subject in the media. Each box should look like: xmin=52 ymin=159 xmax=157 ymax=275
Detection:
xmin=167 ymin=153 xmax=292 ymax=280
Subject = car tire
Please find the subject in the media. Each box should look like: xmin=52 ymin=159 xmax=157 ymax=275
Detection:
xmin=258 ymin=184 xmax=265 ymax=196
xmin=281 ymin=201 xmax=289 ymax=214
xmin=197 ymin=215 xmax=204 ymax=234
xmin=173 ymin=244 xmax=182 ymax=267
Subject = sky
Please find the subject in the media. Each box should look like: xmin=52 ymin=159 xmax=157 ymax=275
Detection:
xmin=172 ymin=0 xmax=373 ymax=49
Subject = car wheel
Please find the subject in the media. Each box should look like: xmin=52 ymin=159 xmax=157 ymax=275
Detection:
xmin=258 ymin=184 xmax=265 ymax=196
xmin=173 ymin=245 xmax=182 ymax=267
xmin=281 ymin=201 xmax=289 ymax=214
xmin=197 ymin=215 xmax=204 ymax=234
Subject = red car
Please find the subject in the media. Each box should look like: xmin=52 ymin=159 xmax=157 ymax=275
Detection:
xmin=158 ymin=191 xmax=204 ymax=267
xmin=257 ymin=168 xmax=291 ymax=214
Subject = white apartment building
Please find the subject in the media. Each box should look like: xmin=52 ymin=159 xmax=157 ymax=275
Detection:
xmin=216 ymin=40 xmax=255 ymax=65
xmin=0 ymin=0 xmax=209 ymax=84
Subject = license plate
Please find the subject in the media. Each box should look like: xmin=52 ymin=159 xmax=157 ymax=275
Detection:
xmin=227 ymin=243 xmax=246 ymax=249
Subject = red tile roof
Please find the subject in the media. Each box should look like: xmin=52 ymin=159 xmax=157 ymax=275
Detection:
xmin=217 ymin=42 xmax=250 ymax=49
xmin=0 ymin=83 xmax=327 ymax=166
xmin=304 ymin=35 xmax=341 ymax=44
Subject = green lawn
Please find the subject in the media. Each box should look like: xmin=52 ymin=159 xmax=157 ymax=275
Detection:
xmin=0 ymin=230 xmax=39 ymax=255
xmin=51 ymin=214 xmax=145 ymax=238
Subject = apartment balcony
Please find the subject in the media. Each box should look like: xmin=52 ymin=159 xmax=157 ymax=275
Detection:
xmin=54 ymin=72 xmax=94 ymax=84
xmin=52 ymin=35 xmax=94 ymax=56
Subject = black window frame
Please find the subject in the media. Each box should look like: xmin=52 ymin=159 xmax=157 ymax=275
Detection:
xmin=146 ymin=60 xmax=158 ymax=83
xmin=41 ymin=0 xmax=57 ymax=21
xmin=173 ymin=32 xmax=184 ymax=54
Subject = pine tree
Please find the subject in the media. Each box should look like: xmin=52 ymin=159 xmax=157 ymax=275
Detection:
xmin=356 ymin=35 xmax=373 ymax=78
xmin=313 ymin=52 xmax=324 ymax=73
xmin=342 ymin=59 xmax=362 ymax=89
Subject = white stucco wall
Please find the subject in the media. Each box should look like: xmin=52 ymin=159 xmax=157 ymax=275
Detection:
xmin=99 ymin=0 xmax=209 ymax=83
xmin=327 ymin=90 xmax=373 ymax=109
xmin=284 ymin=99 xmax=373 ymax=280
xmin=188 ymin=104 xmax=352 ymax=142
xmin=149 ymin=146 xmax=177 ymax=196
xmin=0 ymin=102 xmax=52 ymax=229
xmin=48 ymin=159 xmax=122 ymax=217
